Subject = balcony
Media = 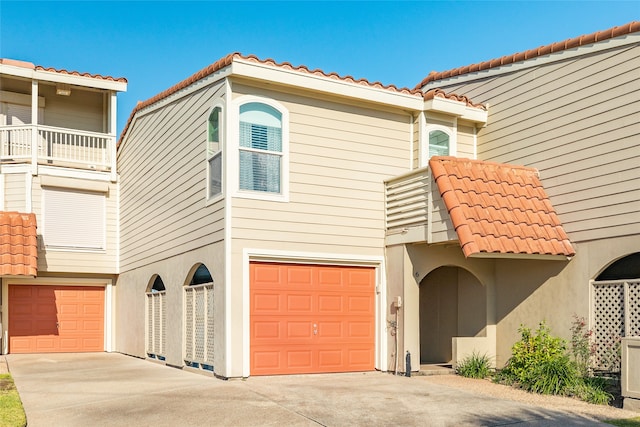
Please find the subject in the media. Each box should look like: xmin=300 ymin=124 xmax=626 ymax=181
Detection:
xmin=0 ymin=124 xmax=114 ymax=172
xmin=385 ymin=166 xmax=456 ymax=246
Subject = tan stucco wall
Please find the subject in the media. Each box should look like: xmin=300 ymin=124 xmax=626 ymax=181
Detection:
xmin=115 ymin=242 xmax=225 ymax=371
xmin=400 ymin=234 xmax=639 ymax=368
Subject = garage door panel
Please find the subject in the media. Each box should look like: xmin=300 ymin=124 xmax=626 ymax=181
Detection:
xmin=251 ymin=263 xmax=375 ymax=375
xmin=9 ymin=285 xmax=104 ymax=353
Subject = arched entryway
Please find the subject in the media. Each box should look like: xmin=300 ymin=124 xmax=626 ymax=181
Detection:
xmin=419 ymin=266 xmax=486 ymax=364
xmin=145 ymin=275 xmax=166 ymax=360
xmin=183 ymin=263 xmax=215 ymax=371
xmin=592 ymin=252 xmax=640 ymax=371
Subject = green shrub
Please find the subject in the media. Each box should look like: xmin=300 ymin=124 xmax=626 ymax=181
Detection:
xmin=456 ymin=352 xmax=491 ymax=379
xmin=529 ymin=355 xmax=577 ymax=395
xmin=499 ymin=322 xmax=569 ymax=394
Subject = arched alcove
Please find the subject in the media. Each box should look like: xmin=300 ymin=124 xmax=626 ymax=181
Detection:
xmin=145 ymin=274 xmax=166 ymax=360
xmin=183 ymin=263 xmax=215 ymax=372
xmin=419 ymin=266 xmax=485 ymax=364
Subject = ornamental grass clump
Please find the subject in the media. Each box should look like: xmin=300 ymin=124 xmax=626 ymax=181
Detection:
xmin=456 ymin=352 xmax=492 ymax=379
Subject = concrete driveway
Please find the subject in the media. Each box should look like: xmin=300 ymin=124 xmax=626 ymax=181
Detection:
xmin=6 ymin=353 xmax=608 ymax=426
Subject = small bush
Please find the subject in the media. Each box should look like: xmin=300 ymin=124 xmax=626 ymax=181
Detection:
xmin=456 ymin=352 xmax=491 ymax=379
xmin=499 ymin=322 xmax=569 ymax=393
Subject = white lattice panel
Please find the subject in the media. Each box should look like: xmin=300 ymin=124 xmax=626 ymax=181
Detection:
xmin=194 ymin=287 xmax=205 ymax=361
xmin=146 ymin=293 xmax=153 ymax=354
xmin=185 ymin=289 xmax=194 ymax=360
xmin=629 ymin=281 xmax=640 ymax=337
xmin=146 ymin=292 xmax=166 ymax=357
xmin=206 ymin=285 xmax=215 ymax=365
xmin=184 ymin=284 xmax=215 ymax=367
xmin=593 ymin=281 xmax=624 ymax=370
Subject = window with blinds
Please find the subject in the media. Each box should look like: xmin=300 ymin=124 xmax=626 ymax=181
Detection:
xmin=239 ymin=103 xmax=283 ymax=193
xmin=43 ymin=187 xmax=106 ymax=250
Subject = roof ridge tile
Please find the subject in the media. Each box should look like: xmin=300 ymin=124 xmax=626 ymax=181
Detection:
xmin=416 ymin=21 xmax=640 ymax=89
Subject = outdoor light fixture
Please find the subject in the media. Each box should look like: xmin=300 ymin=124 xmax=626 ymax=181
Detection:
xmin=55 ymin=83 xmax=71 ymax=96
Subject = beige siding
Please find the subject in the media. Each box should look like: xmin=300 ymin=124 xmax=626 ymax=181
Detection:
xmin=230 ymin=83 xmax=411 ymax=255
xmin=118 ymin=82 xmax=226 ymax=271
xmin=3 ymin=172 xmax=26 ymax=212
xmin=31 ymin=175 xmax=118 ymax=274
xmin=429 ymin=42 xmax=640 ymax=243
xmin=457 ymin=123 xmax=475 ymax=159
xmin=38 ymin=83 xmax=105 ymax=132
xmin=412 ymin=114 xmax=420 ymax=169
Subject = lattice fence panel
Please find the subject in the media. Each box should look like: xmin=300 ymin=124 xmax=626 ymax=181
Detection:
xmin=146 ymin=293 xmax=153 ymax=354
xmin=161 ymin=291 xmax=167 ymax=356
xmin=194 ymin=287 xmax=205 ymax=361
xmin=629 ymin=281 xmax=640 ymax=337
xmin=593 ymin=281 xmax=624 ymax=371
xmin=185 ymin=289 xmax=194 ymax=360
xmin=206 ymin=285 xmax=215 ymax=365
xmin=146 ymin=292 xmax=166 ymax=357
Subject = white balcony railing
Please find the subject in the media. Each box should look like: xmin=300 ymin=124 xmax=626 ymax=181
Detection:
xmin=0 ymin=124 xmax=113 ymax=170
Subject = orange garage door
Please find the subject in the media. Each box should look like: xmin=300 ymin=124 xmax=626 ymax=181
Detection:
xmin=8 ymin=285 xmax=104 ymax=353
xmin=250 ymin=262 xmax=375 ymax=375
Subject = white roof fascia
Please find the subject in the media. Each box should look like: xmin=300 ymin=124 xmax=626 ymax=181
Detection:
xmin=423 ymin=97 xmax=488 ymax=124
xmin=468 ymin=252 xmax=572 ymax=261
xmin=422 ymin=33 xmax=640 ymax=90
xmin=231 ymin=59 xmax=423 ymax=111
xmin=0 ymin=63 xmax=127 ymax=92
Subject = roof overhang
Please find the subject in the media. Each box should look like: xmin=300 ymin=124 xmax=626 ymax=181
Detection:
xmin=0 ymin=62 xmax=127 ymax=92
xmin=423 ymin=96 xmax=488 ymax=124
xmin=230 ymin=58 xmax=423 ymax=111
xmin=0 ymin=211 xmax=38 ymax=277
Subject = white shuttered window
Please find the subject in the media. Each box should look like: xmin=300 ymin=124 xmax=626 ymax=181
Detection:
xmin=43 ymin=187 xmax=106 ymax=250
xmin=239 ymin=103 xmax=283 ymax=193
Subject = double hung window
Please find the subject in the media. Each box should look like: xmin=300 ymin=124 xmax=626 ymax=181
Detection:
xmin=207 ymin=106 xmax=222 ymax=199
xmin=238 ymin=103 xmax=283 ymax=194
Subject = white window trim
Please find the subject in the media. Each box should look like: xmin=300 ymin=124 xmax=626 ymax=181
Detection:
xmin=420 ymin=124 xmax=456 ymax=168
xmin=206 ymin=102 xmax=224 ymax=205
xmin=230 ymin=95 xmax=289 ymax=203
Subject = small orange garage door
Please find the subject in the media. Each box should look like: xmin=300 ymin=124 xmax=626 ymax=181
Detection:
xmin=250 ymin=262 xmax=375 ymax=375
xmin=8 ymin=285 xmax=104 ymax=354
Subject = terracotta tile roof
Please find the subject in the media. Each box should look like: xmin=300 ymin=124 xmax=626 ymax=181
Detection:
xmin=429 ymin=157 xmax=575 ymax=258
xmin=0 ymin=58 xmax=127 ymax=83
xmin=416 ymin=21 xmax=640 ymax=89
xmin=117 ymin=53 xmax=486 ymax=147
xmin=0 ymin=211 xmax=38 ymax=276
xmin=423 ymin=89 xmax=487 ymax=110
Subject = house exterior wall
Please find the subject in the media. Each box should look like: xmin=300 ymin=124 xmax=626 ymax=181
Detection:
xmin=37 ymin=83 xmax=105 ymax=132
xmin=118 ymin=81 xmax=226 ymax=272
xmin=422 ymin=37 xmax=640 ymax=243
xmin=409 ymin=34 xmax=640 ymax=367
xmin=226 ymin=81 xmax=413 ymax=377
xmin=116 ymin=79 xmax=227 ymax=364
xmin=2 ymin=168 xmax=27 ymax=211
xmin=114 ymin=242 xmax=225 ymax=367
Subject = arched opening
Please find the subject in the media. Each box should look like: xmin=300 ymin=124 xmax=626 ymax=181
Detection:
xmin=592 ymin=252 xmax=640 ymax=371
xmin=184 ymin=263 xmax=215 ymax=372
xmin=419 ymin=266 xmax=485 ymax=365
xmin=145 ymin=274 xmax=166 ymax=360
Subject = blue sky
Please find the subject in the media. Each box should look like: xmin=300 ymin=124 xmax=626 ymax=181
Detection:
xmin=1 ymin=1 xmax=638 ymax=132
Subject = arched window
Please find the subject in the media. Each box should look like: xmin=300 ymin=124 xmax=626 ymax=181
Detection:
xmin=184 ymin=263 xmax=215 ymax=372
xmin=428 ymin=130 xmax=450 ymax=158
xmin=239 ymin=101 xmax=284 ymax=194
xmin=146 ymin=275 xmax=166 ymax=360
xmin=207 ymin=105 xmax=223 ymax=199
